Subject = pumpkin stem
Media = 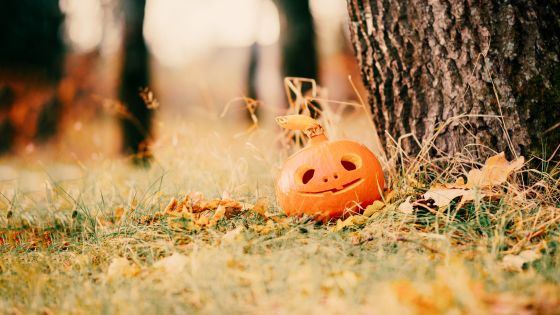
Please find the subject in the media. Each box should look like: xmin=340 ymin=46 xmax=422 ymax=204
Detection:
xmin=275 ymin=114 xmax=327 ymax=143
xmin=305 ymin=125 xmax=328 ymax=145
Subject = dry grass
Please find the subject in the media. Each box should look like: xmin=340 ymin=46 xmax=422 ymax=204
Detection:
xmin=0 ymin=86 xmax=559 ymax=314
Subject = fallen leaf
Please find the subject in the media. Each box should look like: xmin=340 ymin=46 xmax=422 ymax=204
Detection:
xmin=251 ymin=197 xmax=269 ymax=217
xmin=421 ymin=153 xmax=523 ymax=209
xmin=398 ymin=197 xmax=414 ymax=214
xmin=333 ymin=215 xmax=368 ymax=232
xmin=423 ymin=188 xmax=475 ymax=208
xmin=164 ymin=198 xmax=178 ymax=214
xmin=211 ymin=205 xmax=226 ymax=223
xmin=363 ymin=200 xmax=385 ymax=217
xmin=466 ymin=152 xmax=524 ymax=188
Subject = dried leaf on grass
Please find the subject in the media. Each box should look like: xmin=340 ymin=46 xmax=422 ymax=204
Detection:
xmin=333 ymin=215 xmax=368 ymax=232
xmin=156 ymin=194 xmax=280 ymax=232
xmin=363 ymin=200 xmax=385 ymax=217
xmin=398 ymin=197 xmax=414 ymax=214
xmin=422 ymin=152 xmax=524 ymax=208
xmin=423 ymin=188 xmax=475 ymax=208
xmin=251 ymin=197 xmax=269 ymax=217
xmin=465 ymin=153 xmax=524 ymax=188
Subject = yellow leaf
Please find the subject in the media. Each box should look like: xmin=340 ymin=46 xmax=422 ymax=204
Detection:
xmin=363 ymin=200 xmax=385 ymax=217
xmin=333 ymin=215 xmax=367 ymax=232
xmin=275 ymin=115 xmax=319 ymax=130
xmin=351 ymin=215 xmax=368 ymax=225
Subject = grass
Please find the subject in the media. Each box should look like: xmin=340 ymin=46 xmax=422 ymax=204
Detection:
xmin=0 ymin=106 xmax=559 ymax=314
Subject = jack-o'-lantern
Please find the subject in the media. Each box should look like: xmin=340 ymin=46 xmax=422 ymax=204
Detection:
xmin=275 ymin=115 xmax=385 ymax=221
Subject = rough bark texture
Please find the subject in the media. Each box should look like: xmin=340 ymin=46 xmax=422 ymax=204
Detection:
xmin=347 ymin=0 xmax=560 ymax=159
xmin=120 ymin=0 xmax=151 ymax=164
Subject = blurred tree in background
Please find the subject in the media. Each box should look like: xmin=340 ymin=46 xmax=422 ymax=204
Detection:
xmin=120 ymin=0 xmax=151 ymax=164
xmin=0 ymin=0 xmax=65 ymax=153
xmin=276 ymin=0 xmax=319 ymax=116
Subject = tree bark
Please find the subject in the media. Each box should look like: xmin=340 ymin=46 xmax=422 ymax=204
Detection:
xmin=347 ymin=0 xmax=560 ymax=160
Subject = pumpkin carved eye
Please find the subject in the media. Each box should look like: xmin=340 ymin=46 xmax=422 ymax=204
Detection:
xmin=302 ymin=169 xmax=315 ymax=184
xmin=341 ymin=154 xmax=362 ymax=171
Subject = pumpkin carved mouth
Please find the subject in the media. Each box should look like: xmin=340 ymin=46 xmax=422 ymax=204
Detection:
xmin=299 ymin=178 xmax=364 ymax=196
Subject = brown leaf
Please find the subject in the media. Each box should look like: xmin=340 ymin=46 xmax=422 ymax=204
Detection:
xmin=466 ymin=152 xmax=524 ymax=188
xmin=164 ymin=198 xmax=178 ymax=214
xmin=422 ymin=153 xmax=523 ymax=208
xmin=251 ymin=197 xmax=269 ymax=217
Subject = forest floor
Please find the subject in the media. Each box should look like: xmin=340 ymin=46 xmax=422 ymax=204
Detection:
xmin=0 ymin=112 xmax=559 ymax=315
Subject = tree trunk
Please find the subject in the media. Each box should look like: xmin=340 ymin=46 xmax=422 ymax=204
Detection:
xmin=347 ymin=0 xmax=560 ymax=160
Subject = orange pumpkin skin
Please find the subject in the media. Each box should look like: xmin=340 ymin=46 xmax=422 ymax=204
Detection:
xmin=276 ymin=134 xmax=384 ymax=221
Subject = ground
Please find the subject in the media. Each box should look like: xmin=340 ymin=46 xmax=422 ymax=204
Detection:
xmin=0 ymin=111 xmax=559 ymax=315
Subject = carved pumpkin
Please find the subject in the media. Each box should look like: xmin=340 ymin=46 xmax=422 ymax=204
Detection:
xmin=275 ymin=115 xmax=385 ymax=221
